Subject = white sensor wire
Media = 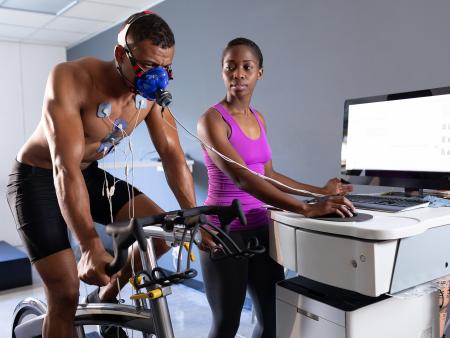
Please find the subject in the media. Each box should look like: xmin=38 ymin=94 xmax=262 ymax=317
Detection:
xmin=105 ymin=106 xmax=143 ymax=279
xmin=165 ymin=106 xmax=325 ymax=198
xmin=103 ymin=104 xmax=143 ymax=220
xmin=98 ymin=99 xmax=143 ymax=307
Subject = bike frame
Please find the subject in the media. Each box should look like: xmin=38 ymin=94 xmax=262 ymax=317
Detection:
xmin=12 ymin=225 xmax=192 ymax=338
xmin=12 ymin=200 xmax=257 ymax=338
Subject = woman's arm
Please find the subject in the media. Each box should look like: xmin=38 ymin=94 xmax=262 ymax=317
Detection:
xmin=257 ymin=111 xmax=352 ymax=197
xmin=197 ymin=109 xmax=353 ymax=217
xmin=264 ymin=162 xmax=353 ymax=196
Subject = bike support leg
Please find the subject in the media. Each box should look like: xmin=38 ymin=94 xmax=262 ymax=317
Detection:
xmin=140 ymin=239 xmax=175 ymax=338
xmin=74 ymin=325 xmax=86 ymax=337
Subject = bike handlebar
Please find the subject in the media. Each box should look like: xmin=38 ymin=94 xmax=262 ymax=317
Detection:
xmin=105 ymin=199 xmax=248 ymax=277
xmin=104 ymin=218 xmax=146 ymax=276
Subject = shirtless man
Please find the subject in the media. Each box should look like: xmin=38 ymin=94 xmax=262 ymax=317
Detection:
xmin=6 ymin=11 xmax=195 ymax=338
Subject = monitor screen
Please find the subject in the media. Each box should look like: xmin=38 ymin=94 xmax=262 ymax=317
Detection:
xmin=341 ymin=87 xmax=450 ymax=191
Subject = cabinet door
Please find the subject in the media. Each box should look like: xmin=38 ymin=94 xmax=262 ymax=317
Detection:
xmin=270 ymin=220 xmax=297 ymax=270
xmin=277 ymin=299 xmax=346 ymax=338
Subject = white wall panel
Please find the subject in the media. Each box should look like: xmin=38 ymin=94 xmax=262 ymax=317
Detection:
xmin=21 ymin=44 xmax=66 ymax=138
xmin=0 ymin=42 xmax=65 ymax=246
xmin=0 ymin=41 xmax=24 ymax=246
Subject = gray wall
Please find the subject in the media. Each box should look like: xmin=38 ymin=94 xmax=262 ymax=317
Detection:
xmin=68 ymin=0 xmax=450 ymax=203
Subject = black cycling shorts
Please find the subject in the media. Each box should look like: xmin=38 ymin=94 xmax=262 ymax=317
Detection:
xmin=6 ymin=160 xmax=142 ymax=263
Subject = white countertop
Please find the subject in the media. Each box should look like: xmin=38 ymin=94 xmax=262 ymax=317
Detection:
xmin=269 ymin=207 xmax=450 ymax=240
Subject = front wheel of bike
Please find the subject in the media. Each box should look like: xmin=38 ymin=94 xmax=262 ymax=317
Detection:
xmin=11 ymin=298 xmax=47 ymax=338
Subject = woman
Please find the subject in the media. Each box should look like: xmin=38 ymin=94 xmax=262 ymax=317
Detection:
xmin=197 ymin=37 xmax=354 ymax=338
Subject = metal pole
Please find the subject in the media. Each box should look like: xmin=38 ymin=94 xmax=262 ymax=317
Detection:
xmin=140 ymin=238 xmax=175 ymax=338
xmin=74 ymin=325 xmax=86 ymax=337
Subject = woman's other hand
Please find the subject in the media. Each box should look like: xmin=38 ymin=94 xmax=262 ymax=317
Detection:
xmin=198 ymin=228 xmax=222 ymax=252
xmin=322 ymin=177 xmax=353 ymax=196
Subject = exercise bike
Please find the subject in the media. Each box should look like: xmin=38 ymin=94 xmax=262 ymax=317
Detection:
xmin=11 ymin=199 xmax=264 ymax=338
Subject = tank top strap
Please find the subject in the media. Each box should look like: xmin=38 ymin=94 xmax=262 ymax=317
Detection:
xmin=249 ymin=106 xmax=267 ymax=138
xmin=212 ymin=103 xmax=239 ymax=129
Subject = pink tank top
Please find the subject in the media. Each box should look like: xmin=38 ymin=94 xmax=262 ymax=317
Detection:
xmin=203 ymin=103 xmax=272 ymax=231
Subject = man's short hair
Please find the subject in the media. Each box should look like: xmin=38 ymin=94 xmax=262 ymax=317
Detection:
xmin=118 ymin=12 xmax=175 ymax=49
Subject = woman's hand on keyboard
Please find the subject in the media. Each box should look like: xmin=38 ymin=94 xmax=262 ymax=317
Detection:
xmin=322 ymin=178 xmax=353 ymax=196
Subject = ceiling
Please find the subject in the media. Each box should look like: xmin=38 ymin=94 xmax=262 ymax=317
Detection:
xmin=0 ymin=0 xmax=165 ymax=48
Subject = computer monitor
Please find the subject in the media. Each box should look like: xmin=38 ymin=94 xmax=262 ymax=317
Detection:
xmin=341 ymin=86 xmax=450 ymax=195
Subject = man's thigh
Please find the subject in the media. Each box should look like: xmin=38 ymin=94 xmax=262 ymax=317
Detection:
xmin=114 ymin=193 xmax=164 ymax=221
xmin=114 ymin=193 xmax=169 ymax=256
xmin=7 ymin=161 xmax=72 ymax=263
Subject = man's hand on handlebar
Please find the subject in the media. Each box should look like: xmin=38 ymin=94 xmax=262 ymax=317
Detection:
xmin=104 ymin=200 xmax=264 ymax=283
xmin=77 ymin=237 xmax=117 ymax=286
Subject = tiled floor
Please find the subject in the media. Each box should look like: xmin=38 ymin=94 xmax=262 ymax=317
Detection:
xmin=1 ymin=267 xmax=256 ymax=337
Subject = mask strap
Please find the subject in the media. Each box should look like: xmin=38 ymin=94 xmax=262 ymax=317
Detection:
xmin=124 ymin=48 xmax=144 ymax=76
xmin=117 ymin=10 xmax=156 ymax=47
xmin=115 ymin=60 xmax=138 ymax=94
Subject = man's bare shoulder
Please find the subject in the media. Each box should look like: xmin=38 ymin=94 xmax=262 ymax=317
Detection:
xmin=49 ymin=59 xmax=92 ymax=91
xmin=52 ymin=57 xmax=110 ymax=85
xmin=48 ymin=58 xmax=112 ymax=103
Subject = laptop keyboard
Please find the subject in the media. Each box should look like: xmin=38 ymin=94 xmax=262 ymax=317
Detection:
xmin=346 ymin=194 xmax=430 ymax=212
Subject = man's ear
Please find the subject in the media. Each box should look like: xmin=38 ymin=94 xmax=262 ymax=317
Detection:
xmin=114 ymin=44 xmax=126 ymax=64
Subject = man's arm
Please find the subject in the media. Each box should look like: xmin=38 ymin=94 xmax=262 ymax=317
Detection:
xmin=43 ymin=63 xmax=111 ymax=285
xmin=145 ymin=105 xmax=196 ymax=209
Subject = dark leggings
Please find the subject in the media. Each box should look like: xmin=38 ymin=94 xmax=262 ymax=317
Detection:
xmin=200 ymin=226 xmax=284 ymax=338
